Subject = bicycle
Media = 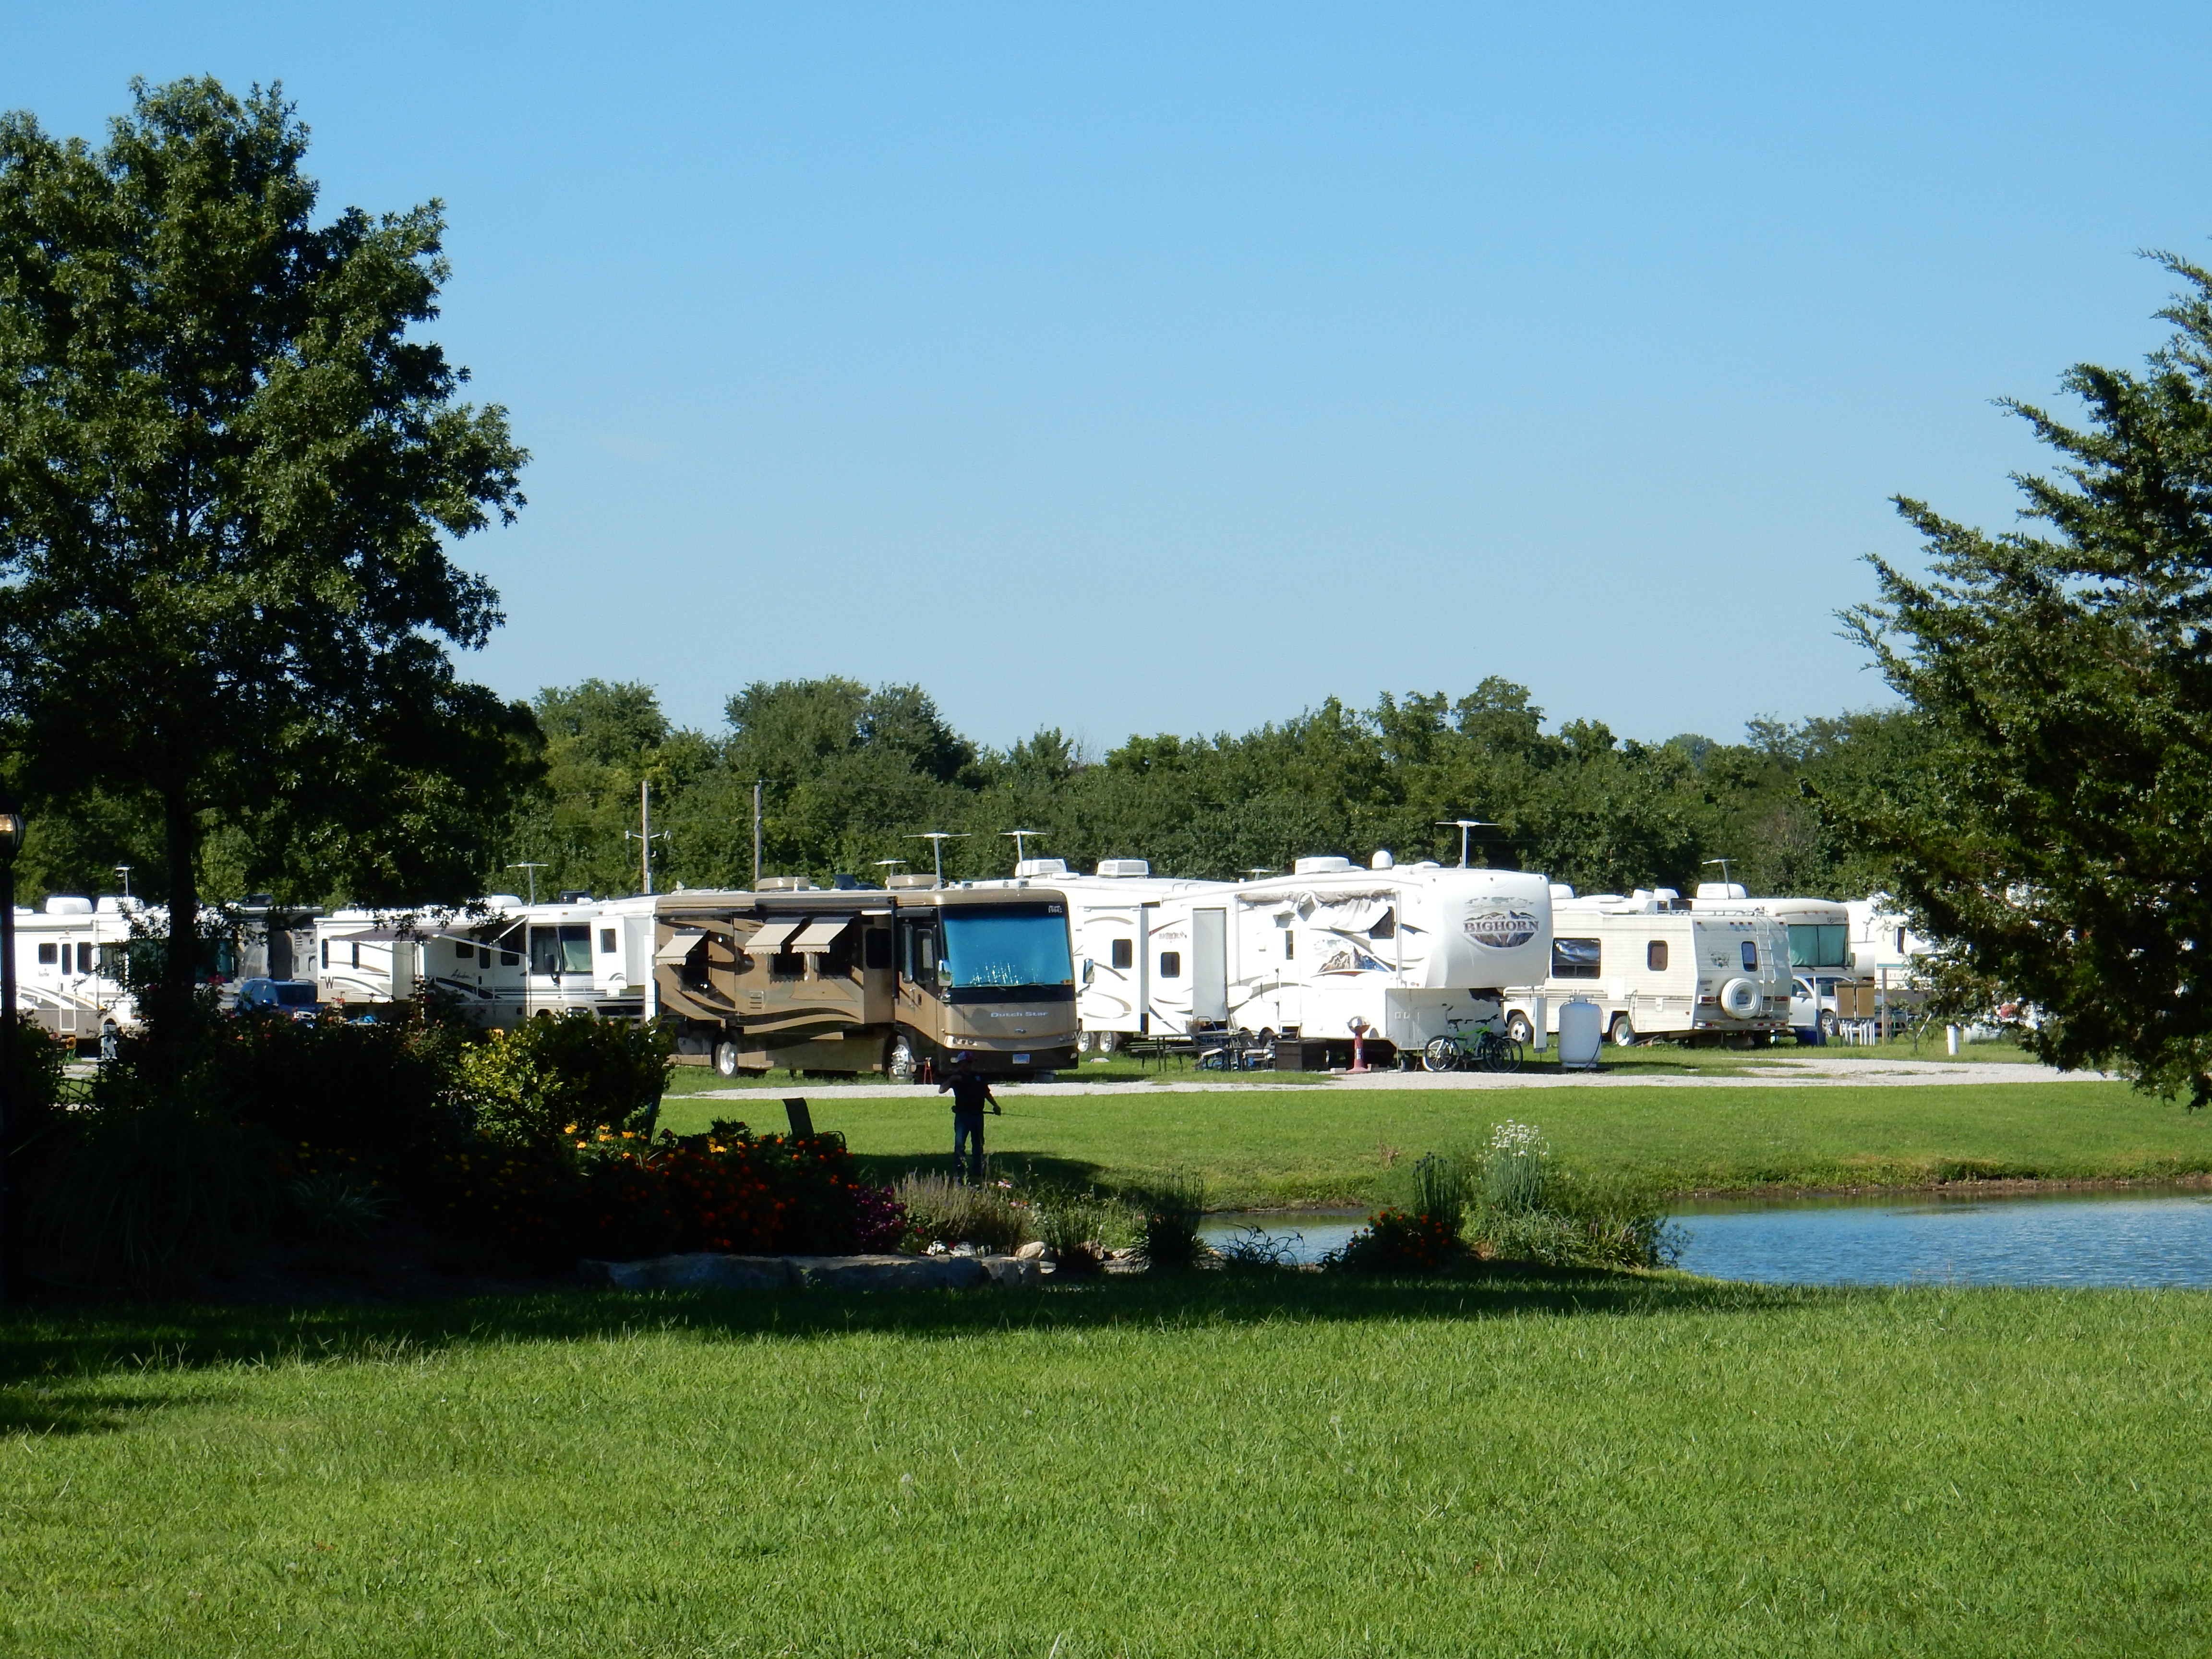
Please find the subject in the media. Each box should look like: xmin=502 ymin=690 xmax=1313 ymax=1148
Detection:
xmin=1422 ymin=1016 xmax=1523 ymax=1074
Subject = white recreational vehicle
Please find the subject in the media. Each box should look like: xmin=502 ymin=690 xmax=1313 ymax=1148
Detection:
xmin=974 ymin=852 xmax=1552 ymax=1062
xmin=965 ymin=858 xmax=1236 ymax=1048
xmin=314 ymin=894 xmax=657 ymax=1027
xmin=1502 ymin=887 xmax=1793 ymax=1046
xmin=12 ymin=896 xmax=143 ymax=1043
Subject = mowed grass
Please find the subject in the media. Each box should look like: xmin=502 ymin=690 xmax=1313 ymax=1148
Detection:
xmin=661 ymin=1078 xmax=2212 ymax=1207
xmin=4 ymin=1278 xmax=2208 ymax=1656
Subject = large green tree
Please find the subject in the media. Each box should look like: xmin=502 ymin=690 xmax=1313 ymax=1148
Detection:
xmin=0 ymin=79 xmax=539 ymax=1026
xmin=1834 ymin=254 xmax=2212 ymax=1102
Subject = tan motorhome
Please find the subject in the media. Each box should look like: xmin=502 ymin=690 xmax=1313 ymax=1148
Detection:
xmin=652 ymin=878 xmax=1081 ymax=1082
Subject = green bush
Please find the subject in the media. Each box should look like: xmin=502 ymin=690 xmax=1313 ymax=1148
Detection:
xmin=459 ymin=1012 xmax=673 ymax=1148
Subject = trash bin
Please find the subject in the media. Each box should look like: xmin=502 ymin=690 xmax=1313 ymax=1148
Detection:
xmin=1557 ymin=998 xmax=1602 ymax=1071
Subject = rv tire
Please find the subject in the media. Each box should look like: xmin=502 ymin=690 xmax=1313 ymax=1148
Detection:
xmin=1503 ymin=1011 xmax=1534 ymax=1046
xmin=887 ymin=1033 xmax=919 ymax=1083
xmin=713 ymin=1040 xmax=741 ymax=1078
xmin=1610 ymin=1014 xmax=1638 ymax=1047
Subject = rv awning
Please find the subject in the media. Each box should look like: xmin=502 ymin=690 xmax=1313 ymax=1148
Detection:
xmin=746 ymin=918 xmax=805 ymax=953
xmin=654 ymin=929 xmax=707 ymax=964
xmin=330 ymin=927 xmax=406 ymax=943
xmin=790 ymin=914 xmax=855 ymax=952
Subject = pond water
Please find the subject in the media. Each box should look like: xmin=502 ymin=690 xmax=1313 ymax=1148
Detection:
xmin=1671 ymin=1188 xmax=2212 ymax=1288
xmin=1204 ymin=1189 xmax=2212 ymax=1286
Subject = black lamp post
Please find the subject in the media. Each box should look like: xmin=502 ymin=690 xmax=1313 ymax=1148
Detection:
xmin=0 ymin=792 xmax=24 ymax=1304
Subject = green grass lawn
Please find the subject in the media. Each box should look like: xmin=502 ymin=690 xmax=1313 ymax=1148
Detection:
xmin=4 ymin=1276 xmax=2205 ymax=1656
xmin=661 ymin=1078 xmax=2212 ymax=1208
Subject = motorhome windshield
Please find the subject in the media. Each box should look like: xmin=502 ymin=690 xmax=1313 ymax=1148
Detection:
xmin=942 ymin=906 xmax=1074 ymax=989
xmin=1789 ymin=924 xmax=1849 ymax=969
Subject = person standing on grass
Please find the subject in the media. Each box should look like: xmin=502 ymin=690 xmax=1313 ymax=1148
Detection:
xmin=938 ymin=1052 xmax=998 ymax=1180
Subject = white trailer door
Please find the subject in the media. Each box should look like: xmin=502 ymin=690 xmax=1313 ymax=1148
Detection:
xmin=1191 ymin=908 xmax=1227 ymax=1021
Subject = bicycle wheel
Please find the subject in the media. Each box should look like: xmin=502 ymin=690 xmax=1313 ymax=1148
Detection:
xmin=1479 ymin=1034 xmax=1524 ymax=1074
xmin=1422 ymin=1035 xmax=1462 ymax=1072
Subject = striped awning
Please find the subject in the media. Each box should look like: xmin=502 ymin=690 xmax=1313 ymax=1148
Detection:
xmin=790 ymin=915 xmax=855 ymax=952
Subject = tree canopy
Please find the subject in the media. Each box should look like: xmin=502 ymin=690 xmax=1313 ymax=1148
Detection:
xmin=0 ymin=78 xmax=538 ymax=1022
xmin=1833 ymin=254 xmax=2212 ymax=1102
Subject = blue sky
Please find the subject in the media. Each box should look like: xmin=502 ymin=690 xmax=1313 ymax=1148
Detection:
xmin=10 ymin=3 xmax=2212 ymax=752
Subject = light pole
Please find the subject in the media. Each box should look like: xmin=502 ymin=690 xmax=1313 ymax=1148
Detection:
xmin=625 ymin=780 xmax=673 ymax=896
xmin=505 ymin=863 xmax=547 ymax=904
xmin=0 ymin=792 xmax=25 ymax=1305
xmin=906 ymin=831 xmax=968 ymax=887
xmin=1434 ymin=819 xmax=1502 ymax=869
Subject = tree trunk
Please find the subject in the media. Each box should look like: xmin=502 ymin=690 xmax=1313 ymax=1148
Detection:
xmin=156 ymin=787 xmax=202 ymax=1043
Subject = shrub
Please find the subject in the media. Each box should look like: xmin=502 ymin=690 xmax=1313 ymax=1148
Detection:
xmin=1139 ymin=1169 xmax=1206 ymax=1272
xmin=460 ymin=1012 xmax=672 ymax=1148
xmin=1331 ymin=1207 xmax=1464 ymax=1273
xmin=1031 ymin=1187 xmax=1138 ymax=1276
xmin=896 ymin=1172 xmax=1034 ymax=1252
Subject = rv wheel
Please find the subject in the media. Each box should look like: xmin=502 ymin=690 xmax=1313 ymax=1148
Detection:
xmin=1610 ymin=1014 xmax=1638 ymax=1047
xmin=888 ymin=1033 xmax=918 ymax=1083
xmin=1503 ymin=1011 xmax=1534 ymax=1046
xmin=713 ymin=1040 xmax=741 ymax=1078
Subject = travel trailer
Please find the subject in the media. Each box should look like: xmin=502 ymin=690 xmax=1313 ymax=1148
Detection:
xmin=314 ymin=894 xmax=657 ymax=1027
xmin=965 ymin=858 xmax=1236 ymax=1049
xmin=13 ymin=896 xmax=143 ymax=1043
xmin=652 ymin=878 xmax=1081 ymax=1081
xmin=1502 ymin=888 xmax=1793 ymax=1046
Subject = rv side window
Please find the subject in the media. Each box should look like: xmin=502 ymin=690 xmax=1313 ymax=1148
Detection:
xmin=1895 ymin=927 xmax=1907 ymax=954
xmin=865 ymin=929 xmax=892 ymax=971
xmin=99 ymin=944 xmax=124 ymax=979
xmin=1370 ymin=909 xmax=1395 ymax=940
xmin=502 ymin=948 xmax=520 ymax=967
xmin=36 ymin=944 xmax=54 ymax=965
xmin=1110 ymin=938 xmax=1133 ymax=970
xmin=321 ymin=940 xmax=329 ymax=970
xmin=456 ymin=942 xmax=475 ymax=964
xmin=1647 ymin=940 xmax=1668 ymax=972
xmin=529 ymin=927 xmax=560 ymax=975
xmin=1552 ymin=938 xmax=1600 ymax=978
xmin=600 ymin=928 xmax=617 ymax=954
xmin=1159 ymin=951 xmax=1182 ymax=979
xmin=1284 ymin=932 xmax=1294 ymax=961
xmin=351 ymin=943 xmax=361 ymax=969
xmin=1741 ymin=940 xmax=1758 ymax=971
xmin=77 ymin=942 xmax=91 ymax=974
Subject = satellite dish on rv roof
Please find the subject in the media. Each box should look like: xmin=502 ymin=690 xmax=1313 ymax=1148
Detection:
xmin=1370 ymin=850 xmax=1394 ymax=870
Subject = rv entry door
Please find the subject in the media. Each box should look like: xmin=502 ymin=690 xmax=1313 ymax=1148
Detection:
xmin=1191 ymin=908 xmax=1228 ymax=1022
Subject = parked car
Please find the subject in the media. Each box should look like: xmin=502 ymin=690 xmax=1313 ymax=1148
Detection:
xmin=229 ymin=977 xmax=321 ymax=1019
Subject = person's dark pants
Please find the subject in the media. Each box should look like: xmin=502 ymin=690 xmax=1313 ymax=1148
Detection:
xmin=953 ymin=1109 xmax=985 ymax=1180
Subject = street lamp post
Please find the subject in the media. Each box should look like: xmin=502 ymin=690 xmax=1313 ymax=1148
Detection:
xmin=0 ymin=793 xmax=25 ymax=1304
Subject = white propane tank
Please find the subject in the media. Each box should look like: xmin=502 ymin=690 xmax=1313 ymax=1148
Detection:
xmin=1557 ymin=998 xmax=1602 ymax=1071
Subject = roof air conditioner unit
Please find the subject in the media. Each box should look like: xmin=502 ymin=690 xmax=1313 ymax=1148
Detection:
xmin=886 ymin=874 xmax=938 ymax=890
xmin=1293 ymin=856 xmax=1354 ymax=875
xmin=758 ymin=876 xmax=815 ymax=892
xmin=1095 ymin=859 xmax=1151 ymax=878
xmin=1015 ymin=858 xmax=1068 ymax=878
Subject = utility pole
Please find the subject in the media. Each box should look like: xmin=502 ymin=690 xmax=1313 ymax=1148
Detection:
xmin=506 ymin=863 xmax=547 ymax=904
xmin=752 ymin=781 xmax=763 ymax=889
xmin=626 ymin=780 xmax=672 ymax=896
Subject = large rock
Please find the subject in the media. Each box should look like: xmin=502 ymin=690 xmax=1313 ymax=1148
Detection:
xmin=982 ymin=1254 xmax=1045 ymax=1288
xmin=790 ymin=1253 xmax=991 ymax=1290
xmin=581 ymin=1253 xmax=799 ymax=1291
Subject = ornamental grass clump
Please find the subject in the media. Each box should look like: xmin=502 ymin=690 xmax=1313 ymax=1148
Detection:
xmin=895 ymin=1172 xmax=1035 ymax=1253
xmin=1139 ymin=1169 xmax=1207 ymax=1272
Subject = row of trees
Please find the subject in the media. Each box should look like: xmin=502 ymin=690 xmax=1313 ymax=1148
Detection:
xmin=486 ymin=676 xmax=1924 ymax=904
